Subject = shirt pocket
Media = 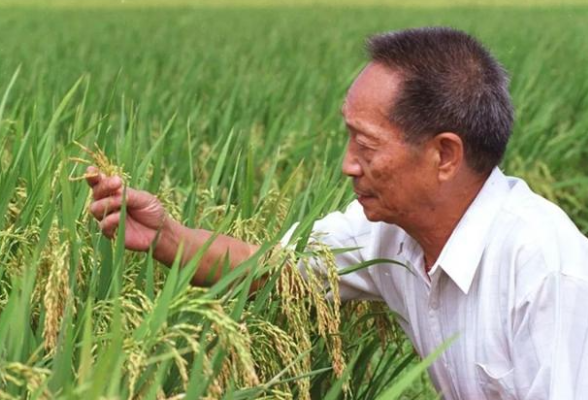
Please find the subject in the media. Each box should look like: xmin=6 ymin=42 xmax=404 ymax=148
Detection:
xmin=476 ymin=362 xmax=517 ymax=400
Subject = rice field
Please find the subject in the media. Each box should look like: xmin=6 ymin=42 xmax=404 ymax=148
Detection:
xmin=1 ymin=1 xmax=587 ymax=399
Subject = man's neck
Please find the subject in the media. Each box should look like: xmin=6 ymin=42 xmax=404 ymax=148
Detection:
xmin=405 ymin=172 xmax=489 ymax=271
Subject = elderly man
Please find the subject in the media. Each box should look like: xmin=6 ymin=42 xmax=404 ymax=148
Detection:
xmin=87 ymin=27 xmax=588 ymax=399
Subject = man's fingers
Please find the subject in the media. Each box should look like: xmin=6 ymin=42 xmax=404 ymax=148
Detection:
xmin=89 ymin=195 xmax=123 ymax=221
xmin=85 ymin=166 xmax=102 ymax=187
xmin=100 ymin=211 xmax=121 ymax=239
xmin=92 ymin=175 xmax=123 ymax=200
xmin=89 ymin=187 xmax=152 ymax=222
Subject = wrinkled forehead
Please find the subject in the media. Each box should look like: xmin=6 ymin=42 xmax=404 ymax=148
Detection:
xmin=341 ymin=62 xmax=403 ymax=119
xmin=341 ymin=63 xmax=412 ymax=145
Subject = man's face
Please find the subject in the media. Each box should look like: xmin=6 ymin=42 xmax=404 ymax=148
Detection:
xmin=341 ymin=62 xmax=437 ymax=224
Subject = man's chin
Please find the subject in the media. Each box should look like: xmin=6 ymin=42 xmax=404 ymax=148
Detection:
xmin=358 ymin=201 xmax=383 ymax=222
xmin=363 ymin=212 xmax=381 ymax=222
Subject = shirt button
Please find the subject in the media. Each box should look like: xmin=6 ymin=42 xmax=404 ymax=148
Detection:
xmin=430 ymin=301 xmax=439 ymax=310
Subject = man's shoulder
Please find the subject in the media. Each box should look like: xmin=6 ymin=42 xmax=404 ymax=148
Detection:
xmin=473 ymin=175 xmax=588 ymax=305
xmin=500 ymin=177 xmax=584 ymax=243
xmin=502 ymin=177 xmax=573 ymax=226
xmin=493 ymin=175 xmax=588 ymax=276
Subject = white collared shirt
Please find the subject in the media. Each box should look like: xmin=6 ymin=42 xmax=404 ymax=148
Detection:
xmin=282 ymin=167 xmax=588 ymax=399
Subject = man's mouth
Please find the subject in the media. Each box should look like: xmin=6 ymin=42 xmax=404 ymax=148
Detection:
xmin=354 ymin=189 xmax=374 ymax=201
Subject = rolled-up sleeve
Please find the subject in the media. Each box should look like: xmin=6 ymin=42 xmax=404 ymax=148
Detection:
xmin=280 ymin=201 xmax=383 ymax=302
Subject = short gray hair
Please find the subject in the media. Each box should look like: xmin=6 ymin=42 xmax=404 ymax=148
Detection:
xmin=367 ymin=27 xmax=514 ymax=173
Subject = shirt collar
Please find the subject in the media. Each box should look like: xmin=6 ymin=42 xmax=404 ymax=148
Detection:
xmin=430 ymin=167 xmax=511 ymax=294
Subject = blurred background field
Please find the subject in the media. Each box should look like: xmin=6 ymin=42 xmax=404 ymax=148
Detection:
xmin=2 ymin=0 xmax=588 ymax=8
xmin=1 ymin=0 xmax=587 ymax=399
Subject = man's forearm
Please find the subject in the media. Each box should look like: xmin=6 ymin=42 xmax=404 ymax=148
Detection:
xmin=153 ymin=217 xmax=260 ymax=287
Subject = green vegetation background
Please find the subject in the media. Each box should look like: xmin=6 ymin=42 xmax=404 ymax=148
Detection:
xmin=1 ymin=1 xmax=587 ymax=399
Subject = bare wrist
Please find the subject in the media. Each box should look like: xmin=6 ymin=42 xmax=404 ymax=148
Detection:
xmin=152 ymin=215 xmax=182 ymax=266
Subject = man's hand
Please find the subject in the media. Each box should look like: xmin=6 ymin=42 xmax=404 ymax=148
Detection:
xmin=85 ymin=165 xmax=262 ymax=290
xmin=86 ymin=166 xmax=167 ymax=252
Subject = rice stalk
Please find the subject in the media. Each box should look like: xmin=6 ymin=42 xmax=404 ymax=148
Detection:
xmin=0 ymin=362 xmax=51 ymax=400
xmin=41 ymin=235 xmax=71 ymax=353
xmin=299 ymin=239 xmax=346 ymax=380
xmin=249 ymin=317 xmax=311 ymax=399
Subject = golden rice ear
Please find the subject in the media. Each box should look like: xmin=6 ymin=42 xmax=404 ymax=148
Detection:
xmin=0 ymin=363 xmax=51 ymax=397
xmin=301 ymin=240 xmax=346 ymax=381
xmin=68 ymin=141 xmax=130 ymax=182
xmin=250 ymin=317 xmax=310 ymax=398
xmin=41 ymin=217 xmax=71 ymax=355
xmin=271 ymin=239 xmax=348 ymax=392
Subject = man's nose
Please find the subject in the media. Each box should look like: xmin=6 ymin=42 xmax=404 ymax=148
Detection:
xmin=342 ymin=145 xmax=362 ymax=177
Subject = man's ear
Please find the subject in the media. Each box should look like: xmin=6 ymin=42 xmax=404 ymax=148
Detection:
xmin=431 ymin=132 xmax=464 ymax=182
